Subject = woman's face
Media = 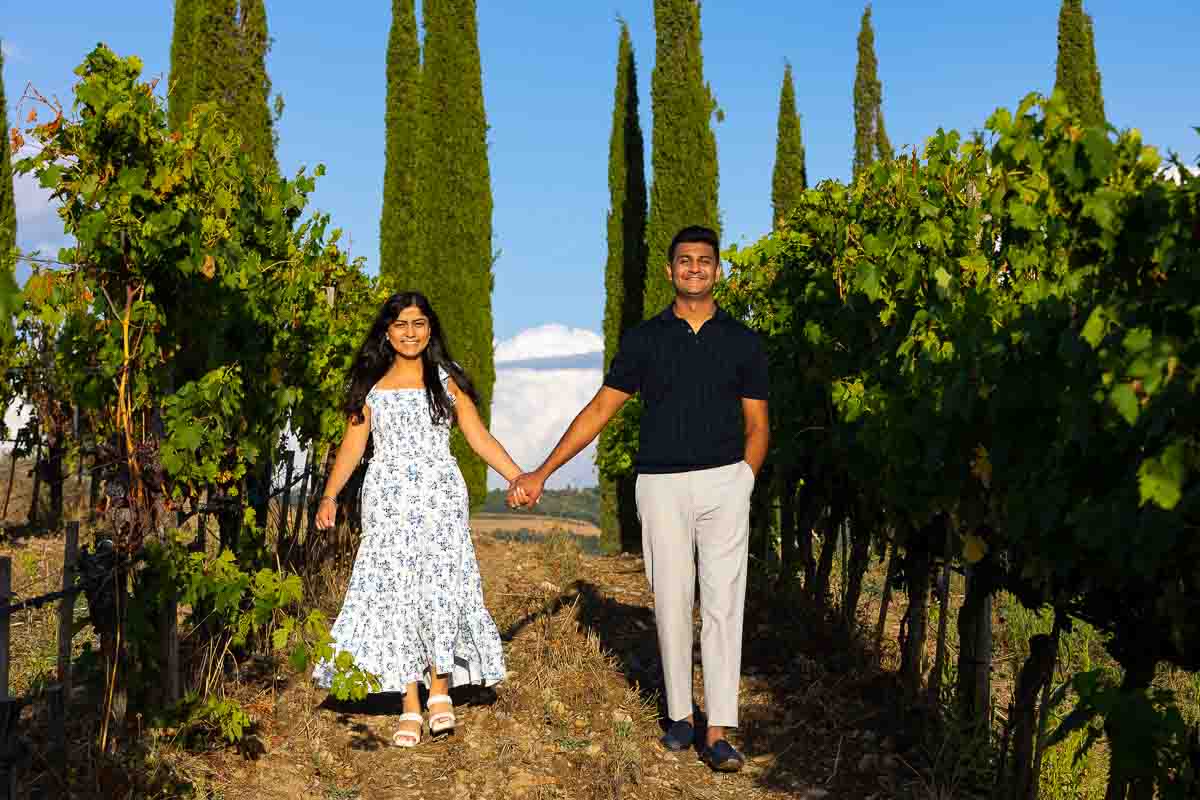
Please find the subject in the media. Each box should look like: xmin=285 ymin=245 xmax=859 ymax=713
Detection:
xmin=386 ymin=305 xmax=432 ymax=359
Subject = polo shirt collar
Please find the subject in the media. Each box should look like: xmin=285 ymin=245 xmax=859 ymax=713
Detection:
xmin=658 ymin=303 xmax=730 ymax=323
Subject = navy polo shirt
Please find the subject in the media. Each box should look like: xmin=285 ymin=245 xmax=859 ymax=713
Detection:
xmin=603 ymin=304 xmax=769 ymax=474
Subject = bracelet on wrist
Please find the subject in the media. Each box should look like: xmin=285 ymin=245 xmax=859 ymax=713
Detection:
xmin=319 ymin=496 xmax=336 ymax=505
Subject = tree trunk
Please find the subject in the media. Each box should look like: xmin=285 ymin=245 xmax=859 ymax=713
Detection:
xmin=1009 ymin=632 xmax=1056 ymax=800
xmin=875 ymin=540 xmax=898 ymax=654
xmin=1103 ymin=657 xmax=1159 ymax=800
xmin=810 ymin=506 xmax=838 ymax=605
xmin=900 ymin=541 xmax=931 ymax=701
xmin=777 ymin=470 xmax=798 ymax=585
xmin=843 ymin=513 xmax=872 ymax=628
xmin=46 ymin=441 xmax=66 ymax=530
xmin=1031 ymin=615 xmax=1062 ymax=796
xmin=927 ymin=517 xmax=954 ymax=707
xmin=956 ymin=562 xmax=995 ymax=727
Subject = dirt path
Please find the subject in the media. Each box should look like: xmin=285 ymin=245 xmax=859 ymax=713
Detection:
xmin=173 ymin=525 xmax=916 ymax=800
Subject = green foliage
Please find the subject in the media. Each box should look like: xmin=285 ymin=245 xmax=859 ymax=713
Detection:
xmin=142 ymin=536 xmax=379 ymax=745
xmin=419 ymin=0 xmax=495 ymax=509
xmin=771 ymin=62 xmax=807 ymax=229
xmin=644 ymin=0 xmax=720 ymax=314
xmin=379 ymin=0 xmax=423 ymax=282
xmin=598 ymin=21 xmax=647 ymax=553
xmin=1055 ymin=0 xmax=1106 ymax=126
xmin=852 ymin=5 xmax=892 ymax=179
xmin=721 ymin=93 xmax=1200 ymax=790
xmin=16 ymin=45 xmax=373 ymax=554
xmin=0 ymin=43 xmax=19 ymax=343
xmin=168 ymin=0 xmax=201 ymax=132
xmin=169 ymin=0 xmax=279 ymax=174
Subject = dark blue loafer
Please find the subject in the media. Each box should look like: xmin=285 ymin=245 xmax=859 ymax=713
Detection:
xmin=701 ymin=739 xmax=745 ymax=772
xmin=660 ymin=719 xmax=695 ymax=752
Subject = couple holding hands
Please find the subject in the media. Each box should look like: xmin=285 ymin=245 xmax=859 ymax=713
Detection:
xmin=313 ymin=225 xmax=768 ymax=773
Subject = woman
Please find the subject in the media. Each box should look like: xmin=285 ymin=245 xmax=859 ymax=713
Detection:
xmin=312 ymin=291 xmax=523 ymax=747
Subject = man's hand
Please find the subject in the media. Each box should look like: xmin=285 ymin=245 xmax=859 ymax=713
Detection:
xmin=510 ymin=472 xmax=546 ymax=508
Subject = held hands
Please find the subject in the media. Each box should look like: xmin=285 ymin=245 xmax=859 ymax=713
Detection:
xmin=506 ymin=472 xmax=545 ymax=510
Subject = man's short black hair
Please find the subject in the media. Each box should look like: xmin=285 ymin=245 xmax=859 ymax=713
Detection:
xmin=668 ymin=225 xmax=720 ymax=264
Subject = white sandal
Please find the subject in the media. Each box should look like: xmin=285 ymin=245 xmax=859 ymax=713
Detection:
xmin=391 ymin=712 xmax=424 ymax=748
xmin=427 ymin=694 xmax=456 ymax=737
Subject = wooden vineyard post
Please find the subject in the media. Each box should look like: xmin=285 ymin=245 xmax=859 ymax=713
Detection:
xmin=0 ymin=558 xmax=16 ymax=800
xmin=0 ymin=452 xmax=15 ymax=522
xmin=278 ymin=454 xmax=294 ymax=549
xmin=57 ymin=522 xmax=80 ymax=691
xmin=0 ymin=558 xmax=9 ymax=697
xmin=162 ymin=517 xmax=180 ymax=705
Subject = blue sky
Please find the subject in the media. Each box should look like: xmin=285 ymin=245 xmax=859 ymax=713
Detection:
xmin=6 ymin=3 xmax=1200 ymax=487
xmin=7 ymin=1 xmax=1199 ymax=343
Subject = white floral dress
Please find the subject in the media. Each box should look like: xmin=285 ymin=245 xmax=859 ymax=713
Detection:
xmin=313 ymin=367 xmax=506 ymax=694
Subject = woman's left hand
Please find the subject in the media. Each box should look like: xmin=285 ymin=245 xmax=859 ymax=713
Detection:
xmin=507 ymin=479 xmax=529 ymax=509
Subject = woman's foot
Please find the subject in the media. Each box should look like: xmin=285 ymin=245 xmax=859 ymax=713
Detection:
xmin=427 ymin=694 xmax=456 ymax=736
xmin=391 ymin=712 xmax=424 ymax=748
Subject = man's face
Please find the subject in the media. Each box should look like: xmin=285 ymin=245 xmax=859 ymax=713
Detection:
xmin=665 ymin=241 xmax=719 ymax=299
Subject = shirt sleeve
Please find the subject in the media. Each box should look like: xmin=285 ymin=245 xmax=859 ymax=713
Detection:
xmin=739 ymin=330 xmax=770 ymax=400
xmin=603 ymin=329 xmax=644 ymax=395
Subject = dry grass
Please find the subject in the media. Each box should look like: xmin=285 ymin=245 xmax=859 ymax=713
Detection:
xmin=3 ymin=508 xmax=1001 ymax=799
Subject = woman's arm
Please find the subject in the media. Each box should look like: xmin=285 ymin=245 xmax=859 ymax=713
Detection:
xmin=449 ymin=378 xmax=524 ymax=483
xmin=315 ymin=407 xmax=372 ymax=530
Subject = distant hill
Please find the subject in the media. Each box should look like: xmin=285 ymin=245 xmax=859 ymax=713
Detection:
xmin=481 ymin=486 xmax=601 ymax=527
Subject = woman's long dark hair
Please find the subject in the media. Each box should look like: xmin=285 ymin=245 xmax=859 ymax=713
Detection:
xmin=344 ymin=291 xmax=479 ymax=427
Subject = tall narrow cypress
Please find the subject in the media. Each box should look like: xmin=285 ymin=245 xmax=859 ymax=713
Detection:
xmin=1055 ymin=0 xmax=1106 ymax=125
xmin=379 ymin=0 xmax=423 ymax=281
xmin=598 ymin=22 xmax=648 ymax=553
xmin=0 ymin=44 xmax=15 ymax=336
xmin=771 ymin=62 xmax=807 ymax=229
xmin=644 ymin=0 xmax=719 ymax=315
xmin=421 ymin=0 xmax=494 ymax=508
xmin=237 ymin=0 xmax=279 ymax=175
xmin=169 ymin=0 xmax=278 ymax=173
xmin=852 ymin=5 xmax=891 ymax=179
xmin=168 ymin=0 xmax=201 ymax=131
xmin=1 ymin=43 xmax=15 ymax=261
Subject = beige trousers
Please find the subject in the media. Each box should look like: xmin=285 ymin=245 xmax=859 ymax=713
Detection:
xmin=635 ymin=461 xmax=754 ymax=728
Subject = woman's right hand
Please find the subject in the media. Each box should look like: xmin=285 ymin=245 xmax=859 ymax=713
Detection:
xmin=315 ymin=496 xmax=337 ymax=530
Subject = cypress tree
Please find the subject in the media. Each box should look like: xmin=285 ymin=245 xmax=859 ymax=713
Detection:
xmin=169 ymin=0 xmax=278 ymax=173
xmin=421 ymin=0 xmax=494 ymax=509
xmin=852 ymin=5 xmax=891 ymax=179
xmin=379 ymin=0 xmax=423 ymax=282
xmin=1 ymin=43 xmax=15 ymax=261
xmin=236 ymin=0 xmax=279 ymax=175
xmin=598 ymin=21 xmax=647 ymax=553
xmin=0 ymin=42 xmax=15 ymax=335
xmin=168 ymin=0 xmax=201 ymax=132
xmin=1055 ymin=0 xmax=1106 ymax=126
xmin=644 ymin=0 xmax=719 ymax=315
xmin=771 ymin=62 xmax=807 ymax=229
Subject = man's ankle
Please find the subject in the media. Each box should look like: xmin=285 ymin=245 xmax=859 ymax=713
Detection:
xmin=705 ymin=725 xmax=725 ymax=746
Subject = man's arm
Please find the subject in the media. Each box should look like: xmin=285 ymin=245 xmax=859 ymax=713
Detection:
xmin=513 ymin=386 xmax=631 ymax=506
xmin=742 ymin=397 xmax=769 ymax=476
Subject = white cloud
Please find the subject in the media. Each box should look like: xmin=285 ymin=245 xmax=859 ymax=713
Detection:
xmin=12 ymin=142 xmax=69 ymax=267
xmin=488 ymin=324 xmax=605 ymax=489
xmin=1162 ymin=163 xmax=1199 ymax=184
xmin=489 ymin=365 xmax=602 ymax=490
xmin=494 ymin=323 xmax=602 ymax=363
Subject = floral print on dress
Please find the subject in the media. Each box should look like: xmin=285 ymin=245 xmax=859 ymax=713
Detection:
xmin=312 ymin=366 xmax=507 ymax=693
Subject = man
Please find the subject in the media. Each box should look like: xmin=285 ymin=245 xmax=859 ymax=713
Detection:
xmin=510 ymin=225 xmax=769 ymax=772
